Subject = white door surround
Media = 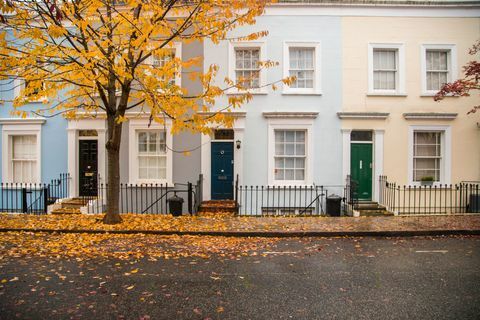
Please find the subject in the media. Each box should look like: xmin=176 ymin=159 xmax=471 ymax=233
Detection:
xmin=342 ymin=129 xmax=384 ymax=202
xmin=67 ymin=119 xmax=106 ymax=197
xmin=200 ymin=113 xmax=245 ymax=201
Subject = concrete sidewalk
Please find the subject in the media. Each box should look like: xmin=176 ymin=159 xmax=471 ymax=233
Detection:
xmin=0 ymin=213 xmax=479 ymax=237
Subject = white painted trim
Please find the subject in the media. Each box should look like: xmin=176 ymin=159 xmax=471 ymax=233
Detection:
xmin=337 ymin=112 xmax=389 ymax=120
xmin=67 ymin=119 xmax=107 ymax=197
xmin=2 ymin=121 xmax=43 ymax=183
xmin=0 ymin=118 xmax=46 ymax=125
xmin=420 ymin=44 xmax=457 ymax=96
xmin=228 ymin=41 xmax=267 ymax=95
xmin=342 ymin=129 xmax=352 ymax=183
xmin=367 ymin=43 xmax=406 ymax=96
xmin=128 ymin=118 xmax=173 ymax=185
xmin=200 ymin=117 xmax=245 ymax=201
xmin=407 ymin=125 xmax=452 ymax=186
xmin=403 ymin=112 xmax=458 ymax=120
xmin=267 ymin=117 xmax=314 ymax=186
xmin=263 ymin=5 xmax=480 ymax=17
xmin=373 ymin=130 xmax=385 ymax=202
xmin=282 ymin=41 xmax=322 ymax=95
xmin=263 ymin=111 xmax=318 ymax=119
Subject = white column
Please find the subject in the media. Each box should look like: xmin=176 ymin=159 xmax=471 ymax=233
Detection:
xmin=67 ymin=129 xmax=77 ymax=197
xmin=374 ymin=129 xmax=385 ymax=202
xmin=341 ymin=129 xmax=351 ymax=183
xmin=97 ymin=129 xmax=106 ymax=186
xmin=200 ymin=133 xmax=211 ymax=201
xmin=233 ymin=128 xmax=244 ymax=187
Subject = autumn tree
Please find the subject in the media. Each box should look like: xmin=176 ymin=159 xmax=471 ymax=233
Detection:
xmin=0 ymin=0 xmax=288 ymax=223
xmin=435 ymin=39 xmax=480 ymax=114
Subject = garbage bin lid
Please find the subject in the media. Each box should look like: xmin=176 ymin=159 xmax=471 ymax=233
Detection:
xmin=168 ymin=195 xmax=184 ymax=203
xmin=327 ymin=194 xmax=342 ymax=199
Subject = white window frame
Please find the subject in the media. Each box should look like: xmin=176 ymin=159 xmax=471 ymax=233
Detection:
xmin=282 ymin=42 xmax=321 ymax=95
xmin=368 ymin=43 xmax=406 ymax=96
xmin=228 ymin=41 xmax=267 ymax=95
xmin=147 ymin=42 xmax=182 ymax=88
xmin=420 ymin=44 xmax=457 ymax=96
xmin=1 ymin=118 xmax=44 ymax=183
xmin=128 ymin=117 xmax=173 ymax=185
xmin=267 ymin=118 xmax=314 ymax=186
xmin=408 ymin=125 xmax=451 ymax=186
xmin=13 ymin=78 xmax=46 ymax=103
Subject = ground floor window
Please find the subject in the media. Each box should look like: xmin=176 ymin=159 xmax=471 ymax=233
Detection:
xmin=138 ymin=131 xmax=167 ymax=180
xmin=11 ymin=135 xmax=38 ymax=183
xmin=413 ymin=131 xmax=442 ymax=182
xmin=274 ymin=130 xmax=306 ymax=181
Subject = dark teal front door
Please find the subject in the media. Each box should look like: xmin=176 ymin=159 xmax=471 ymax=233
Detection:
xmin=211 ymin=142 xmax=234 ymax=200
xmin=351 ymin=143 xmax=373 ymax=200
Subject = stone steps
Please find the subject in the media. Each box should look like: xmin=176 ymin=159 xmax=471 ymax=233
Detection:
xmin=198 ymin=200 xmax=237 ymax=214
xmin=50 ymin=198 xmax=90 ymax=214
xmin=355 ymin=201 xmax=393 ymax=217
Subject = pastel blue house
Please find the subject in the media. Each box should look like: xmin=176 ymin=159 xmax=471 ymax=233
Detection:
xmin=202 ymin=13 xmax=344 ymax=213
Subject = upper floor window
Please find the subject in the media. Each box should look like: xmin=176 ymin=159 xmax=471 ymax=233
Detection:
xmin=368 ymin=43 xmax=405 ymax=96
xmin=283 ymin=42 xmax=321 ymax=95
xmin=228 ymin=41 xmax=266 ymax=94
xmin=235 ymin=47 xmax=260 ymax=89
xmin=373 ymin=49 xmax=397 ymax=90
xmin=421 ymin=44 xmax=456 ymax=95
xmin=153 ymin=49 xmax=176 ymax=86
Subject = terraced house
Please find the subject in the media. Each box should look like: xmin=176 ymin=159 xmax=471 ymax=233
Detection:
xmin=1 ymin=0 xmax=479 ymax=216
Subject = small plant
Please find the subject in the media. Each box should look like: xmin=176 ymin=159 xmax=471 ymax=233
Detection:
xmin=420 ymin=176 xmax=435 ymax=185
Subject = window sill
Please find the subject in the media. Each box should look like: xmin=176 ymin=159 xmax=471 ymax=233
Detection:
xmin=226 ymin=89 xmax=268 ymax=96
xmin=128 ymin=180 xmax=174 ymax=187
xmin=367 ymin=92 xmax=407 ymax=97
xmin=409 ymin=182 xmax=448 ymax=188
xmin=267 ymin=183 xmax=313 ymax=188
xmin=282 ymin=91 xmax=322 ymax=96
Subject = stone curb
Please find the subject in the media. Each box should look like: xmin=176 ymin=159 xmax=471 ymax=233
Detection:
xmin=0 ymin=228 xmax=479 ymax=237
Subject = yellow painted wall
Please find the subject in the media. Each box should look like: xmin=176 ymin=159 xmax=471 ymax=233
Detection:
xmin=342 ymin=17 xmax=480 ymax=185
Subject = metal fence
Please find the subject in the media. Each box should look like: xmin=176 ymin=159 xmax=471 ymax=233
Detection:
xmin=379 ymin=176 xmax=480 ymax=215
xmin=235 ymin=182 xmax=353 ymax=216
xmin=84 ymin=175 xmax=203 ymax=214
xmin=0 ymin=173 xmax=70 ymax=214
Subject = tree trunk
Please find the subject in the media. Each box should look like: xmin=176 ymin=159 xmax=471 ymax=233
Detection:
xmin=103 ymin=117 xmax=123 ymax=224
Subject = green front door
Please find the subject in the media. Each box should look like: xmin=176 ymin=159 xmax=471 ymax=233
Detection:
xmin=350 ymin=143 xmax=373 ymax=200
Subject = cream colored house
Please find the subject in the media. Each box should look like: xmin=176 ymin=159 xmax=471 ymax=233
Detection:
xmin=339 ymin=13 xmax=480 ymax=201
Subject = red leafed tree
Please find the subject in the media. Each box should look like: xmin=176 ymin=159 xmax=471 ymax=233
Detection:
xmin=434 ymin=40 xmax=480 ymax=114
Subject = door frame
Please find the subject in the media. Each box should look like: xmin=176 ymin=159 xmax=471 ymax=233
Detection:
xmin=210 ymin=140 xmax=234 ymax=200
xmin=200 ymin=113 xmax=245 ymax=201
xmin=78 ymin=138 xmax=99 ymax=197
xmin=342 ymin=129 xmax=384 ymax=202
xmin=67 ymin=119 xmax=107 ymax=197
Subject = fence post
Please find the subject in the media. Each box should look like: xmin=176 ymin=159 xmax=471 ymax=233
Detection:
xmin=22 ymin=188 xmax=28 ymax=213
xmin=43 ymin=186 xmax=49 ymax=213
xmin=187 ymin=182 xmax=193 ymax=214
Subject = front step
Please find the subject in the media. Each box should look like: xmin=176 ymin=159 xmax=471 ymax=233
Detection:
xmin=198 ymin=200 xmax=237 ymax=215
xmin=355 ymin=201 xmax=393 ymax=217
xmin=50 ymin=197 xmax=90 ymax=214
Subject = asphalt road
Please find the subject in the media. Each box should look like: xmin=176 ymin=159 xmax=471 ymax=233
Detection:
xmin=1 ymin=236 xmax=479 ymax=320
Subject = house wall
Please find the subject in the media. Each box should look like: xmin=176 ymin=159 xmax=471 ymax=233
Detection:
xmin=0 ymin=85 xmax=68 ymax=184
xmin=341 ymin=17 xmax=480 ymax=186
xmin=203 ymin=15 xmax=343 ymax=196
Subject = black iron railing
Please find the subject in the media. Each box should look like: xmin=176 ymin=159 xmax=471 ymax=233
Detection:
xmin=84 ymin=174 xmax=203 ymax=214
xmin=234 ymin=182 xmax=352 ymax=216
xmin=0 ymin=173 xmax=70 ymax=214
xmin=379 ymin=176 xmax=480 ymax=215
